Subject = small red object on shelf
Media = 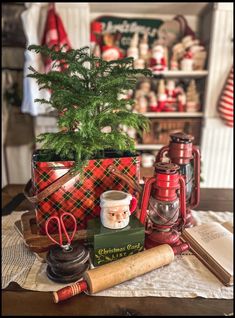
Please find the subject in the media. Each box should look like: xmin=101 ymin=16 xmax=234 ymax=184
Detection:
xmin=91 ymin=21 xmax=102 ymax=34
xmin=184 ymin=50 xmax=193 ymax=59
xmin=150 ymin=45 xmax=168 ymax=73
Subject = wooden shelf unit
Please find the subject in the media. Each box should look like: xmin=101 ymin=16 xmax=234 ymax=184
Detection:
xmin=152 ymin=70 xmax=209 ymax=78
xmin=142 ymin=112 xmax=204 ymax=118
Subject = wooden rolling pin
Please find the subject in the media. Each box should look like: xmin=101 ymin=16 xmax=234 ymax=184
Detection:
xmin=53 ymin=243 xmax=188 ymax=303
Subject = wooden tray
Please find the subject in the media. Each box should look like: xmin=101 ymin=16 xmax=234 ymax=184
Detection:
xmin=14 ymin=219 xmax=47 ymax=261
xmin=20 ymin=210 xmax=88 ymax=253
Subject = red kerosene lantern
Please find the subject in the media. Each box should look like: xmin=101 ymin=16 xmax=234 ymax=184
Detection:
xmin=139 ymin=162 xmax=187 ymax=249
xmin=156 ymin=132 xmax=200 ymax=228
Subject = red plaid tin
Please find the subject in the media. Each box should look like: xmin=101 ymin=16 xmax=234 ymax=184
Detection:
xmin=30 ymin=150 xmax=140 ymax=234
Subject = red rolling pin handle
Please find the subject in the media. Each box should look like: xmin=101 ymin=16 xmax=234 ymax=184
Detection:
xmin=53 ymin=280 xmax=88 ymax=303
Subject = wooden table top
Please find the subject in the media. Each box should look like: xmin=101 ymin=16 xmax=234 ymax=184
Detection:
xmin=2 ymin=184 xmax=233 ymax=316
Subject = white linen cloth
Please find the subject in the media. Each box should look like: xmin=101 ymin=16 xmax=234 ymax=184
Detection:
xmin=2 ymin=211 xmax=36 ymax=289
xmin=2 ymin=210 xmax=233 ymax=299
xmin=21 ymin=3 xmax=52 ymax=116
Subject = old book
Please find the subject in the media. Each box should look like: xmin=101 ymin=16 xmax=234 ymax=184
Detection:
xmin=181 ymin=222 xmax=233 ymax=286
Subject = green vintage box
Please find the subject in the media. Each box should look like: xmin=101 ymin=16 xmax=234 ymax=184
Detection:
xmin=87 ymin=216 xmax=145 ymax=266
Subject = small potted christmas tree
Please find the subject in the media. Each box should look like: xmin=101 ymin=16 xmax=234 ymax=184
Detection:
xmin=25 ymin=44 xmax=152 ymax=234
xmin=28 ymin=45 xmax=151 ymax=170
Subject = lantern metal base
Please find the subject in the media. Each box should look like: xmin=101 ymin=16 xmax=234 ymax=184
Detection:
xmin=145 ymin=229 xmax=181 ymax=249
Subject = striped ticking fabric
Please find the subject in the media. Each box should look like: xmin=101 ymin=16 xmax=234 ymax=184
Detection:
xmin=218 ymin=66 xmax=234 ymax=127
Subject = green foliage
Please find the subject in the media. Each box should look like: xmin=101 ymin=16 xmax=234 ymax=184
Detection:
xmin=28 ymin=44 xmax=152 ymax=171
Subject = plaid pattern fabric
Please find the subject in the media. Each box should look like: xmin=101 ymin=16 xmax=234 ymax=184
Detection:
xmin=32 ymin=155 xmax=140 ymax=235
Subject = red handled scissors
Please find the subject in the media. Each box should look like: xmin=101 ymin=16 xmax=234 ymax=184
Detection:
xmin=45 ymin=212 xmax=77 ymax=251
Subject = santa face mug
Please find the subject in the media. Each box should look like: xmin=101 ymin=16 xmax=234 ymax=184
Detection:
xmin=100 ymin=190 xmax=138 ymax=230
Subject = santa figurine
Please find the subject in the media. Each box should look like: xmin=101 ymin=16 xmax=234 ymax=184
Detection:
xmin=166 ymin=80 xmax=177 ymax=100
xmin=177 ymin=93 xmax=186 ymax=112
xmin=165 ymin=80 xmax=178 ymax=111
xmin=157 ymin=79 xmax=167 ymax=111
xmin=150 ymin=44 xmax=168 ymax=73
xmin=102 ymin=33 xmax=123 ymax=61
